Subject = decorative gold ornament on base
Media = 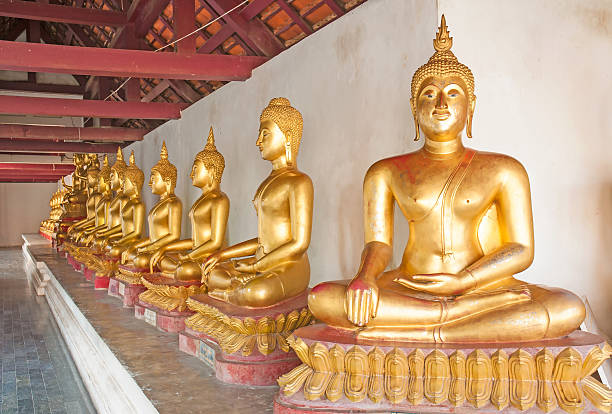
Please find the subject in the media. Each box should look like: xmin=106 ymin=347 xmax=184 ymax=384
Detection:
xmin=185 ymin=293 xmax=313 ymax=356
xmin=277 ymin=328 xmax=611 ymax=413
xmin=139 ymin=275 xmax=205 ymax=312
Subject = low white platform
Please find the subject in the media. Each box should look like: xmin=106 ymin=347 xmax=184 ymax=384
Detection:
xmin=22 ymin=236 xmax=158 ymax=414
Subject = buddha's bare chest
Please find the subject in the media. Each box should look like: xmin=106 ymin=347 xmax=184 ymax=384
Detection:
xmin=190 ymin=201 xmax=211 ymax=229
xmin=255 ymin=180 xmax=288 ymax=218
xmin=149 ymin=201 xmax=171 ymax=226
xmin=392 ymin=163 xmax=496 ymax=221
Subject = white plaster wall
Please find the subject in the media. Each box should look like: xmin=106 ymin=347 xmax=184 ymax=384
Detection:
xmin=126 ymin=0 xmax=612 ymax=335
xmin=437 ymin=0 xmax=612 ymax=335
xmin=0 ymin=182 xmax=59 ymax=246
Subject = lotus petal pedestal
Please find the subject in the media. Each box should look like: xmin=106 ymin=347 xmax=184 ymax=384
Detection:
xmin=275 ymin=325 xmax=612 ymax=414
xmin=179 ymin=291 xmax=313 ymax=386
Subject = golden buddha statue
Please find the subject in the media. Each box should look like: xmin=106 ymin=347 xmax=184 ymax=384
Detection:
xmin=88 ymin=151 xmax=147 ymax=278
xmin=201 ymin=98 xmax=314 ymax=307
xmin=121 ymin=142 xmax=182 ymax=270
xmin=149 ymin=127 xmax=229 ymax=280
xmin=307 ymin=16 xmax=585 ymax=343
xmin=60 ymin=153 xmax=90 ymax=219
xmin=89 ymin=147 xmax=129 ymax=249
xmin=76 ymin=155 xmax=113 ymax=245
xmin=66 ymin=157 xmax=102 ymax=240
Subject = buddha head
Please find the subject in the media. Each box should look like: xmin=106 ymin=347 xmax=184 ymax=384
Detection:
xmin=149 ymin=141 xmax=177 ymax=196
xmin=110 ymin=147 xmax=128 ymax=191
xmin=89 ymin=154 xmax=100 ymax=170
xmin=257 ymin=97 xmax=303 ymax=166
xmin=98 ymin=155 xmax=112 ymax=194
xmin=191 ymin=127 xmax=225 ymax=188
xmin=86 ymin=162 xmax=100 ymax=191
xmin=411 ymin=15 xmax=475 ymax=142
xmin=123 ymin=151 xmax=144 ymax=198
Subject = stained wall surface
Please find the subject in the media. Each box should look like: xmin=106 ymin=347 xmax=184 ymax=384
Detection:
xmin=0 ymin=182 xmax=59 ymax=246
xmin=126 ymin=0 xmax=612 ymax=335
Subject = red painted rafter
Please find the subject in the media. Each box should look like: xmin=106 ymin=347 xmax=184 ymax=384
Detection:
xmin=0 ymin=0 xmax=128 ymax=26
xmin=174 ymin=0 xmax=196 ymax=54
xmin=0 ymin=124 xmax=147 ymax=142
xmin=0 ymin=40 xmax=268 ymax=80
xmin=0 ymin=163 xmax=75 ymax=174
xmin=0 ymin=80 xmax=83 ymax=95
xmin=240 ymin=0 xmax=275 ymax=20
xmin=206 ymin=0 xmax=283 ymax=57
xmin=0 ymin=95 xmax=187 ymax=119
xmin=0 ymin=139 xmax=120 ymax=153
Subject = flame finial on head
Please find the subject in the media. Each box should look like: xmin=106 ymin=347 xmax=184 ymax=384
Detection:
xmin=103 ymin=155 xmax=109 ymax=166
xmin=116 ymin=147 xmax=124 ymax=161
xmin=160 ymin=141 xmax=168 ymax=160
xmin=205 ymin=127 xmax=217 ymax=151
xmin=433 ymin=15 xmax=453 ymax=52
xmin=129 ymin=150 xmax=135 ymax=165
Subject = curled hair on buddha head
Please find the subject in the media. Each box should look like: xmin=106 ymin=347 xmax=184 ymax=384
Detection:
xmin=260 ymin=97 xmax=303 ymax=165
xmin=110 ymin=147 xmax=128 ymax=180
xmin=124 ymin=150 xmax=145 ymax=193
xmin=151 ymin=141 xmax=178 ymax=189
xmin=410 ymin=15 xmax=476 ymax=140
xmin=99 ymin=155 xmax=111 ymax=182
xmin=195 ymin=126 xmax=225 ymax=185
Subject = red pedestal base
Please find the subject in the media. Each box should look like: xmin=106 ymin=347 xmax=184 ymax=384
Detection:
xmin=179 ymin=327 xmax=301 ymax=386
xmin=94 ymin=275 xmax=110 ymax=289
xmin=83 ymin=266 xmax=95 ymax=281
xmin=66 ymin=254 xmax=83 ymax=272
xmin=108 ymin=278 xmax=146 ymax=307
xmin=134 ymin=301 xmax=193 ymax=333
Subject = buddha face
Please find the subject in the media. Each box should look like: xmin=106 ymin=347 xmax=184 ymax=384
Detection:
xmin=149 ymin=171 xmax=168 ymax=195
xmin=87 ymin=173 xmax=98 ymax=190
xmin=110 ymin=170 xmax=122 ymax=191
xmin=257 ymin=119 xmax=288 ymax=161
xmin=415 ymin=76 xmax=472 ymax=142
xmin=190 ymin=160 xmax=212 ymax=188
xmin=98 ymin=177 xmax=109 ymax=193
xmin=123 ymin=178 xmax=135 ymax=197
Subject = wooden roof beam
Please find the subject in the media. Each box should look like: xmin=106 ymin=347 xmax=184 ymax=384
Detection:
xmin=0 ymin=80 xmax=83 ymax=95
xmin=0 ymin=95 xmax=187 ymax=119
xmin=0 ymin=163 xmax=75 ymax=173
xmin=0 ymin=40 xmax=268 ymax=81
xmin=0 ymin=124 xmax=147 ymax=142
xmin=0 ymin=140 xmax=122 ymax=153
xmin=0 ymin=0 xmax=128 ymax=26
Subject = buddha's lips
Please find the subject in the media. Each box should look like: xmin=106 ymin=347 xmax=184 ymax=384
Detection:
xmin=433 ymin=111 xmax=450 ymax=120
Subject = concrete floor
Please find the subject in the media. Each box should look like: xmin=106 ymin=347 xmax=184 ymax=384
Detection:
xmin=0 ymin=247 xmax=95 ymax=414
xmin=26 ymin=244 xmax=277 ymax=414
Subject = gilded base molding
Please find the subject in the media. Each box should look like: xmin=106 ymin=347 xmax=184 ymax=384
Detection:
xmin=185 ymin=294 xmax=313 ymax=357
xmin=139 ymin=275 xmax=205 ymax=312
xmin=278 ymin=329 xmax=612 ymax=414
xmin=115 ymin=266 xmax=145 ymax=285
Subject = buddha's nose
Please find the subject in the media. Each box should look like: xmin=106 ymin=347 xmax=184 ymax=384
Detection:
xmin=437 ymin=93 xmax=447 ymax=109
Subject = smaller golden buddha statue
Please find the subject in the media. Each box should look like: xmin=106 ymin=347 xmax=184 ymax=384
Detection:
xmin=150 ymin=127 xmax=229 ymax=279
xmin=139 ymin=128 xmax=229 ymax=312
xmin=89 ymin=147 xmax=129 ymax=250
xmin=89 ymin=151 xmax=147 ymax=278
xmin=76 ymin=155 xmax=113 ymax=246
xmin=60 ymin=153 xmax=90 ymax=219
xmin=185 ymin=98 xmax=314 ymax=358
xmin=66 ymin=158 xmax=102 ymax=240
xmin=200 ymin=98 xmax=313 ymax=307
xmin=120 ymin=142 xmax=182 ymax=270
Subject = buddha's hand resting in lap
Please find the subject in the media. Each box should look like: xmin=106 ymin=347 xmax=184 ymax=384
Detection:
xmin=150 ymin=249 xmax=165 ymax=273
xmin=345 ymin=277 xmax=379 ymax=327
xmin=394 ymin=272 xmax=475 ymax=297
xmin=201 ymin=253 xmax=222 ymax=284
xmin=177 ymin=252 xmax=190 ymax=261
xmin=234 ymin=259 xmax=256 ymax=274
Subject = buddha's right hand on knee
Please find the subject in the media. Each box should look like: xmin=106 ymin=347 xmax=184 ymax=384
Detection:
xmin=345 ymin=276 xmax=379 ymax=327
xmin=201 ymin=253 xmax=222 ymax=284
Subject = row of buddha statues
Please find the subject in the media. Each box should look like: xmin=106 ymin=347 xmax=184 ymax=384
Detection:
xmin=40 ymin=154 xmax=99 ymax=237
xmin=57 ymin=15 xmax=587 ymax=348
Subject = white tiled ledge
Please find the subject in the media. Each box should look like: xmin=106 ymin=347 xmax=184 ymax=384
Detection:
xmin=21 ymin=235 xmax=158 ymax=414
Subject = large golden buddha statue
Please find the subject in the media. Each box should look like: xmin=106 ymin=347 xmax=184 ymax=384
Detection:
xmin=308 ymin=17 xmax=585 ymax=343
xmin=200 ymin=98 xmax=313 ymax=307
xmin=149 ymin=127 xmax=229 ymax=281
xmin=121 ymin=142 xmax=182 ymax=270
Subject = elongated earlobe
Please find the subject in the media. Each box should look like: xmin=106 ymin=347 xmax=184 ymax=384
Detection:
xmin=466 ymin=96 xmax=476 ymax=138
xmin=285 ymin=139 xmax=293 ymax=166
xmin=410 ymin=98 xmax=420 ymax=141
